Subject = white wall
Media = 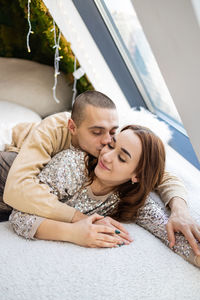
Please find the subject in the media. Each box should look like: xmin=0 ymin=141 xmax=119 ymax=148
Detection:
xmin=132 ymin=0 xmax=200 ymax=162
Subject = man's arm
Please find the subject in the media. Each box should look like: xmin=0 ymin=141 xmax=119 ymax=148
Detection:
xmin=155 ymin=171 xmax=187 ymax=207
xmin=167 ymin=197 xmax=200 ymax=256
xmin=3 ymin=112 xmax=77 ymax=223
xmin=155 ymin=172 xmax=200 ymax=256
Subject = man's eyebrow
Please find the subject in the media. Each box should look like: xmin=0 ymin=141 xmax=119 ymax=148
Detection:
xmin=113 ymin=137 xmax=131 ymax=158
xmin=88 ymin=126 xmax=105 ymax=130
xmin=88 ymin=126 xmax=118 ymax=130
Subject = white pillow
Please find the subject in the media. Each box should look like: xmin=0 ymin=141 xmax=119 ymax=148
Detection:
xmin=119 ymin=107 xmax=172 ymax=145
xmin=0 ymin=101 xmax=41 ymax=151
xmin=0 ymin=57 xmax=72 ymax=118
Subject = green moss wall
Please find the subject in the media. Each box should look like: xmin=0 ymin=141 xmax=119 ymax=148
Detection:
xmin=0 ymin=0 xmax=93 ymax=94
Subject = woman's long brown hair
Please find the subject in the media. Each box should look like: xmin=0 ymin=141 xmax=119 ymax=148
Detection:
xmin=85 ymin=125 xmax=166 ymax=222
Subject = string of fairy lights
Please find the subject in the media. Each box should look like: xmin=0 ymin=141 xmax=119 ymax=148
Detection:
xmin=72 ymin=56 xmax=77 ymax=105
xmin=51 ymin=20 xmax=62 ymax=103
xmin=26 ymin=0 xmax=34 ymax=53
xmin=26 ymin=0 xmax=84 ymax=104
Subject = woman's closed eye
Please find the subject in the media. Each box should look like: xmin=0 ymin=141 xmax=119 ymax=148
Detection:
xmin=107 ymin=143 xmax=126 ymax=162
xmin=118 ymin=155 xmax=126 ymax=163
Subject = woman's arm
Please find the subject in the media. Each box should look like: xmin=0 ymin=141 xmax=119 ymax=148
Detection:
xmin=9 ymin=210 xmax=122 ymax=248
xmin=136 ymin=196 xmax=200 ymax=268
xmin=154 ymin=172 xmax=200 ymax=256
xmin=36 ymin=214 xmax=122 ymax=248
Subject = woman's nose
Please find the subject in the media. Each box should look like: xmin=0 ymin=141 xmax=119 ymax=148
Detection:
xmin=102 ymin=149 xmax=113 ymax=163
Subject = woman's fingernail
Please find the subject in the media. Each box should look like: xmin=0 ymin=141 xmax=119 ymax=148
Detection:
xmin=115 ymin=230 xmax=120 ymax=234
xmin=118 ymin=242 xmax=125 ymax=247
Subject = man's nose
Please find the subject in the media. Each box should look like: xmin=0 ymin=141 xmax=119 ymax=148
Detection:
xmin=101 ymin=133 xmax=112 ymax=146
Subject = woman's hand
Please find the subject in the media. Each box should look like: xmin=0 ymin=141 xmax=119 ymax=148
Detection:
xmin=69 ymin=214 xmax=124 ymax=248
xmin=94 ymin=216 xmax=133 ymax=245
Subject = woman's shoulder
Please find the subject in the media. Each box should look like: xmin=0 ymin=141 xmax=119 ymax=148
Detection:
xmin=38 ymin=148 xmax=87 ymax=198
xmin=52 ymin=148 xmax=86 ymax=164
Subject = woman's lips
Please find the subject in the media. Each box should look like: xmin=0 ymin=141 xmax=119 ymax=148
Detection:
xmin=99 ymin=160 xmax=110 ymax=171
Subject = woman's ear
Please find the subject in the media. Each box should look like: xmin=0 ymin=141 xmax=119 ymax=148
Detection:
xmin=131 ymin=175 xmax=139 ymax=184
xmin=68 ymin=119 xmax=77 ymax=135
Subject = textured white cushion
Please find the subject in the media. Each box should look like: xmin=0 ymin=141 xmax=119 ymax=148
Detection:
xmin=0 ymin=101 xmax=41 ymax=151
xmin=0 ymin=57 xmax=72 ymax=118
xmin=119 ymin=107 xmax=172 ymax=145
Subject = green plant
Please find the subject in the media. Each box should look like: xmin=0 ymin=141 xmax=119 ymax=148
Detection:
xmin=0 ymin=0 xmax=93 ymax=94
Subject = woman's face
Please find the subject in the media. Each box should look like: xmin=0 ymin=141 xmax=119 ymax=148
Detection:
xmin=94 ymin=129 xmax=142 ymax=187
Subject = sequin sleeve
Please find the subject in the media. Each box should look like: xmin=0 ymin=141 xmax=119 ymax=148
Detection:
xmin=9 ymin=209 xmax=44 ymax=240
xmin=9 ymin=149 xmax=87 ymax=240
xmin=136 ymin=196 xmax=200 ymax=268
xmin=38 ymin=148 xmax=87 ymax=200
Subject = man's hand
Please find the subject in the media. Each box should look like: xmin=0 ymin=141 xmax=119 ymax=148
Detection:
xmin=167 ymin=197 xmax=200 ymax=256
xmin=71 ymin=209 xmax=88 ymax=223
xmin=94 ymin=216 xmax=133 ymax=245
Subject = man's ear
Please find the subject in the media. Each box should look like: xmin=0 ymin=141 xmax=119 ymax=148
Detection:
xmin=68 ymin=119 xmax=77 ymax=135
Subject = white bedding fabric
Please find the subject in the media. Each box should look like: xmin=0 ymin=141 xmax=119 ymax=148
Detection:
xmin=0 ymin=101 xmax=41 ymax=151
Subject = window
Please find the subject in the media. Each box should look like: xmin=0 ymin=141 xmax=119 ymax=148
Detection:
xmin=95 ymin=0 xmax=186 ymax=134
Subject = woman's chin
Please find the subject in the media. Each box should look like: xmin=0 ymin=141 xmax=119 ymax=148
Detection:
xmin=94 ymin=167 xmax=108 ymax=181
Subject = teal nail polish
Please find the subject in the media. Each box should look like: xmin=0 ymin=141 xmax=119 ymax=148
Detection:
xmin=115 ymin=230 xmax=120 ymax=234
xmin=118 ymin=242 xmax=125 ymax=247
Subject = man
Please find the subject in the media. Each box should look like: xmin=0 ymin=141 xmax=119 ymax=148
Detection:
xmin=2 ymin=91 xmax=200 ymax=253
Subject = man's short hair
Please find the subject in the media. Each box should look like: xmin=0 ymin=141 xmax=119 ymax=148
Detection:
xmin=71 ymin=90 xmax=116 ymax=127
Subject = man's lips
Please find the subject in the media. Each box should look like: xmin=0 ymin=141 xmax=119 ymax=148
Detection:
xmin=98 ymin=160 xmax=110 ymax=171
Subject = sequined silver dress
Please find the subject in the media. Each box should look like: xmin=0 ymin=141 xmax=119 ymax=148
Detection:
xmin=9 ymin=148 xmax=200 ymax=268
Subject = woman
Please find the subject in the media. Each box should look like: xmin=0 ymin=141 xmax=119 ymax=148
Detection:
xmin=9 ymin=125 xmax=200 ymax=267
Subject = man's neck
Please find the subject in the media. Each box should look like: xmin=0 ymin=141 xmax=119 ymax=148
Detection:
xmin=71 ymin=136 xmax=79 ymax=148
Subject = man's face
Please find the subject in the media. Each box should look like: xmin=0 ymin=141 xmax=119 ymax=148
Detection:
xmin=71 ymin=105 xmax=119 ymax=157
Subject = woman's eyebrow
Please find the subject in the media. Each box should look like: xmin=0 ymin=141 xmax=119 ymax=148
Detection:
xmin=113 ymin=137 xmax=131 ymax=158
xmin=121 ymin=148 xmax=131 ymax=158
